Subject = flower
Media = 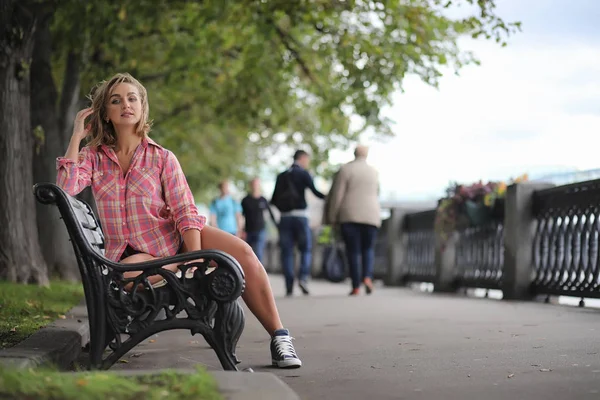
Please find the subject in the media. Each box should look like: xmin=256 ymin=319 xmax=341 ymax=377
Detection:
xmin=483 ymin=193 xmax=494 ymax=207
xmin=434 ymin=174 xmax=529 ymax=249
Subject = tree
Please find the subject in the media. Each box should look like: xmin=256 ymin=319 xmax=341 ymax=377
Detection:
xmin=31 ymin=3 xmax=83 ymax=281
xmin=0 ymin=0 xmax=519 ymax=283
xmin=0 ymin=0 xmax=48 ymax=283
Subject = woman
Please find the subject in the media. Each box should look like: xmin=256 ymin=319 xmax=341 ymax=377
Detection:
xmin=56 ymin=73 xmax=301 ymax=369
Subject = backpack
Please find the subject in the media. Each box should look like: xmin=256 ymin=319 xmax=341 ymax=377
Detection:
xmin=271 ymin=169 xmax=301 ymax=212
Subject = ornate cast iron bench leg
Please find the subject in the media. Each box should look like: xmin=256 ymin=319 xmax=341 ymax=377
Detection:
xmin=200 ymin=300 xmax=245 ymax=370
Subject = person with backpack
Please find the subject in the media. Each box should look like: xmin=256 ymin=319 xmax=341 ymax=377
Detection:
xmin=209 ymin=180 xmax=243 ymax=237
xmin=271 ymin=150 xmax=326 ymax=296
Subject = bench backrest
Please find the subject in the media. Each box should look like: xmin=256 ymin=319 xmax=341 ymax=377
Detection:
xmin=66 ymin=194 xmax=106 ymax=256
xmin=34 ymin=183 xmax=107 ymax=270
xmin=35 ymin=183 xmax=118 ymax=366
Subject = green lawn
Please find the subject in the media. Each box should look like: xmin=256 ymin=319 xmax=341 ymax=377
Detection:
xmin=0 ymin=281 xmax=84 ymax=349
xmin=0 ymin=367 xmax=222 ymax=400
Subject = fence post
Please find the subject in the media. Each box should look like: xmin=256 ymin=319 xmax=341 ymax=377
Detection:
xmin=502 ymin=182 xmax=554 ymax=300
xmin=384 ymin=208 xmax=407 ymax=286
xmin=434 ymin=229 xmax=458 ymax=292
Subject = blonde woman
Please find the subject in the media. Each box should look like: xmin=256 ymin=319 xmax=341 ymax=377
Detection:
xmin=56 ymin=73 xmax=302 ymax=369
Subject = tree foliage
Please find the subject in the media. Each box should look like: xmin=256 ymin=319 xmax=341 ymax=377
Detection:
xmin=49 ymin=0 xmax=519 ymax=200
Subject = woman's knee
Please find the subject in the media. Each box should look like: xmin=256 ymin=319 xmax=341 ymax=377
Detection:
xmin=202 ymin=226 xmax=262 ymax=273
xmin=234 ymin=240 xmax=264 ymax=277
xmin=239 ymin=240 xmax=259 ymax=263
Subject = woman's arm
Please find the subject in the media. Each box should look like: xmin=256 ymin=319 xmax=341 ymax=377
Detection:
xmin=56 ymin=144 xmax=94 ymax=196
xmin=161 ymin=150 xmax=206 ymax=239
xmin=56 ymin=108 xmax=95 ymax=196
xmin=182 ymin=229 xmax=202 ymax=252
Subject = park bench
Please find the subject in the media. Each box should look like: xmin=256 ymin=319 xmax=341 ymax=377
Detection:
xmin=33 ymin=183 xmax=246 ymax=371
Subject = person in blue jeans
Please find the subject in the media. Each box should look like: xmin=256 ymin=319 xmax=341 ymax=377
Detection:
xmin=209 ymin=180 xmax=243 ymax=237
xmin=325 ymin=145 xmax=381 ymax=295
xmin=271 ymin=150 xmax=325 ymax=296
xmin=241 ymin=178 xmax=276 ymax=263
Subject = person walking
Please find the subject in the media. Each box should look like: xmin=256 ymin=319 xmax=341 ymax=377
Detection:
xmin=241 ymin=177 xmax=276 ymax=263
xmin=271 ymin=150 xmax=325 ymax=296
xmin=326 ymin=145 xmax=381 ymax=296
xmin=209 ymin=180 xmax=243 ymax=237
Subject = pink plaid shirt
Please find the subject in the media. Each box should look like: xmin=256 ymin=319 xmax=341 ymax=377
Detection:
xmin=56 ymin=137 xmax=206 ymax=262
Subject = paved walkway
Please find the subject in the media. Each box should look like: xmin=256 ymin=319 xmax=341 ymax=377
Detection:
xmin=114 ymin=276 xmax=600 ymax=400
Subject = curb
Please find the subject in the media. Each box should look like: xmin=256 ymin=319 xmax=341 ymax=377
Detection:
xmin=0 ymin=302 xmax=89 ymax=370
xmin=117 ymin=369 xmax=301 ymax=400
xmin=0 ymin=306 xmax=301 ymax=400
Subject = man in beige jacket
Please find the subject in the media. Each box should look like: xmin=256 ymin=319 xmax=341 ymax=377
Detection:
xmin=325 ymin=145 xmax=381 ymax=295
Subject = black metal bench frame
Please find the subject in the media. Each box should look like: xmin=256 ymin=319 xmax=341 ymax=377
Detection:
xmin=34 ymin=183 xmax=246 ymax=371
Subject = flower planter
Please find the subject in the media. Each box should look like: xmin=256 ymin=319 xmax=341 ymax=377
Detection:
xmin=464 ymin=200 xmax=492 ymax=226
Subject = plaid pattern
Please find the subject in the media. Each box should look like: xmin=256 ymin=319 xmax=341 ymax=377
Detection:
xmin=56 ymin=138 xmax=205 ymax=262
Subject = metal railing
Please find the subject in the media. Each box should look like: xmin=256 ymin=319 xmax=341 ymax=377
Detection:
xmin=455 ymin=221 xmax=504 ymax=290
xmin=532 ymin=179 xmax=600 ymax=298
xmin=403 ymin=210 xmax=436 ymax=282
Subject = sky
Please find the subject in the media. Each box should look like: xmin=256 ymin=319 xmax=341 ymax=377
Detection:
xmin=326 ymin=0 xmax=600 ymax=201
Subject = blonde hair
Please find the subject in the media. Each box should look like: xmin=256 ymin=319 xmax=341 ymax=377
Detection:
xmin=87 ymin=73 xmax=152 ymax=148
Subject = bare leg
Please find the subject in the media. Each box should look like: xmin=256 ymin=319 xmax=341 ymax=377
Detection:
xmin=201 ymin=225 xmax=284 ymax=335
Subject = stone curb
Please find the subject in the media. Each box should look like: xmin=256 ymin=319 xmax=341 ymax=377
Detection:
xmin=0 ymin=307 xmax=300 ymax=399
xmin=0 ymin=302 xmax=90 ymax=370
xmin=116 ymin=369 xmax=301 ymax=400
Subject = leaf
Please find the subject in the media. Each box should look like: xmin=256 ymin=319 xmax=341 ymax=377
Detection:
xmin=58 ymin=315 xmax=66 ymax=319
xmin=148 ymin=339 xmax=156 ymax=343
xmin=119 ymin=359 xmax=129 ymax=363
xmin=10 ymin=327 xmax=17 ymax=333
xmin=507 ymin=373 xmax=514 ymax=378
xmin=130 ymin=353 xmax=143 ymax=358
xmin=539 ymin=368 xmax=552 ymax=372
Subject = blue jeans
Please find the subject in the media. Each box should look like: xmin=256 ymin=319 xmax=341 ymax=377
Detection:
xmin=341 ymin=223 xmax=379 ymax=289
xmin=246 ymin=229 xmax=267 ymax=263
xmin=279 ymin=216 xmax=312 ymax=293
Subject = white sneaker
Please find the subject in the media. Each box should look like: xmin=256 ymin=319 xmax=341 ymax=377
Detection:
xmin=270 ymin=329 xmax=302 ymax=369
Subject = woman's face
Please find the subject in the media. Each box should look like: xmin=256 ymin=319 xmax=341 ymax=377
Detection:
xmin=106 ymin=83 xmax=143 ymax=127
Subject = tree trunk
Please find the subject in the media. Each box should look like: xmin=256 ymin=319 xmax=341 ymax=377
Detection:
xmin=0 ymin=1 xmax=49 ymax=284
xmin=31 ymin=8 xmax=80 ymax=281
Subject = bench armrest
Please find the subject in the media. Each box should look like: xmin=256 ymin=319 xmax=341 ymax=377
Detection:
xmin=96 ymin=248 xmax=244 ymax=279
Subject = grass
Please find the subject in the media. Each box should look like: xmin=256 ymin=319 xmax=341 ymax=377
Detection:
xmin=0 ymin=281 xmax=84 ymax=349
xmin=0 ymin=366 xmax=222 ymax=400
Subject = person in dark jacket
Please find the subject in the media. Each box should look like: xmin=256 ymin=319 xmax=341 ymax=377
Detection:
xmin=242 ymin=178 xmax=276 ymax=263
xmin=271 ymin=150 xmax=325 ymax=296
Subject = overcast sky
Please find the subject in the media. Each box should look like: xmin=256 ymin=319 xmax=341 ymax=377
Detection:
xmin=327 ymin=0 xmax=600 ymax=201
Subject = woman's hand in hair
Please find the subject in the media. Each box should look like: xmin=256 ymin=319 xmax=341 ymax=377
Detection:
xmin=72 ymin=108 xmax=94 ymax=142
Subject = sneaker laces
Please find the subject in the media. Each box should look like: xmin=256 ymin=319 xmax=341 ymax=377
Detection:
xmin=273 ymin=335 xmax=298 ymax=358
